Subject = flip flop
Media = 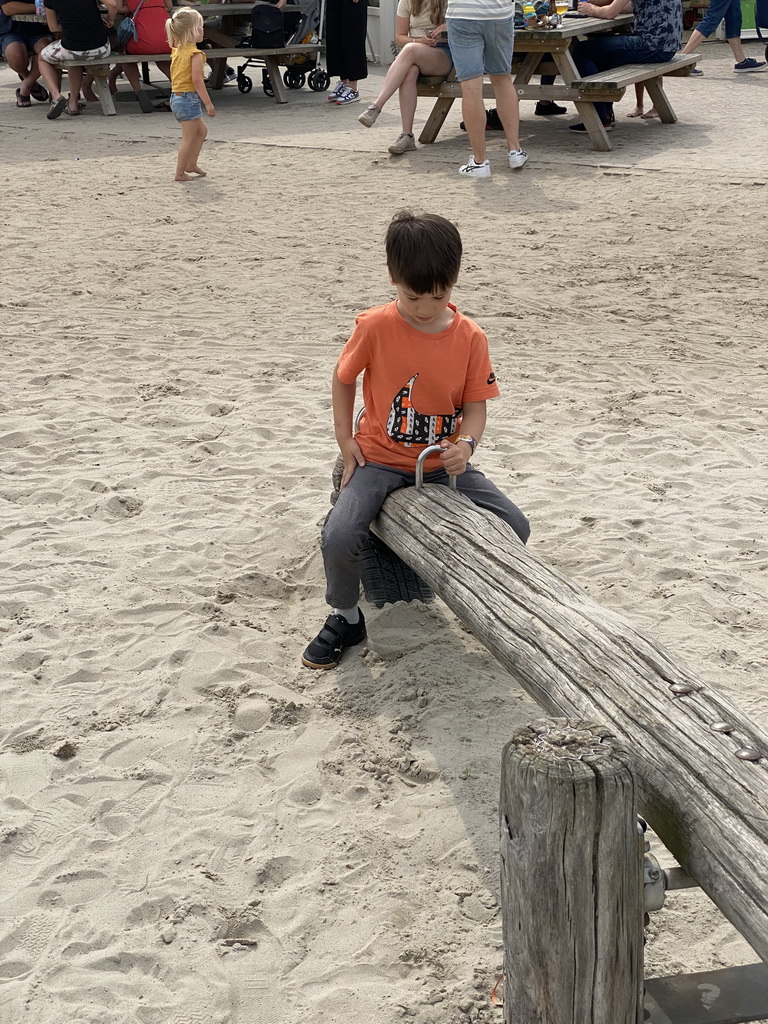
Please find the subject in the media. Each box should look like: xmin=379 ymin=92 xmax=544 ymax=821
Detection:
xmin=154 ymin=99 xmax=172 ymax=111
xmin=30 ymin=83 xmax=49 ymax=102
xmin=46 ymin=95 xmax=67 ymax=120
xmin=15 ymin=88 xmax=32 ymax=108
xmin=64 ymin=106 xmax=81 ymax=116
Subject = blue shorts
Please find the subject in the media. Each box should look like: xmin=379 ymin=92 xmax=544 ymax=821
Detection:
xmin=446 ymin=16 xmax=514 ymax=81
xmin=0 ymin=30 xmax=53 ymax=57
xmin=170 ymin=91 xmax=203 ymax=122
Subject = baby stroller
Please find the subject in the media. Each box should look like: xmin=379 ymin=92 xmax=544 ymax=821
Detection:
xmin=237 ymin=0 xmax=330 ymax=97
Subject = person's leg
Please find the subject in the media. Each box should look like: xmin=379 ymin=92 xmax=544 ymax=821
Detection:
xmin=428 ymin=465 xmax=530 ymax=543
xmin=122 ymin=63 xmax=143 ymax=92
xmin=369 ymin=42 xmax=448 ymax=114
xmin=185 ymin=118 xmax=208 ymax=175
xmin=682 ymin=0 xmax=731 ymax=50
xmin=66 ymin=65 xmax=84 ymax=111
xmin=460 ymin=75 xmax=489 ymax=163
xmin=157 ymin=60 xmax=171 ymax=80
xmin=489 ymin=74 xmax=521 ymax=151
xmin=4 ymin=41 xmax=33 ymax=99
xmin=321 ymin=464 xmax=409 ymax=610
xmin=447 ymin=18 xmax=488 ymax=167
xmin=175 ymin=118 xmax=202 ymax=180
xmin=397 ymin=64 xmax=421 ymax=134
xmin=723 ymin=0 xmax=747 ymax=62
xmin=627 ymin=83 xmax=644 ymax=116
xmin=38 ymin=42 xmax=66 ymax=111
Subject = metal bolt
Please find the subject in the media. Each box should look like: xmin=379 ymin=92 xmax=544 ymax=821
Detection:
xmin=710 ymin=722 xmax=734 ymax=734
xmin=734 ymin=747 xmax=762 ymax=762
xmin=670 ymin=683 xmax=695 ymax=695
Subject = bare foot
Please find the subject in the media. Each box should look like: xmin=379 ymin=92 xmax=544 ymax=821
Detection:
xmin=83 ymin=89 xmax=99 ymax=102
xmin=186 ymin=166 xmax=207 ymax=176
xmin=626 ymin=105 xmax=644 ymax=117
xmin=641 ymin=107 xmax=659 ymax=119
xmin=175 ymin=173 xmax=195 ymax=181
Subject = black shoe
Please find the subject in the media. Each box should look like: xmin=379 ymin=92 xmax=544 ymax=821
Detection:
xmin=569 ymin=116 xmax=614 ymax=133
xmin=301 ymin=610 xmax=367 ymax=670
xmin=535 ymin=101 xmax=567 ymax=115
xmin=459 ymin=107 xmax=504 ymax=131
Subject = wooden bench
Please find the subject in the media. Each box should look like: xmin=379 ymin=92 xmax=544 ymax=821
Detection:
xmin=415 ymin=51 xmax=700 ymax=151
xmin=59 ymin=44 xmax=322 ymax=114
xmin=569 ymin=53 xmax=700 ymax=124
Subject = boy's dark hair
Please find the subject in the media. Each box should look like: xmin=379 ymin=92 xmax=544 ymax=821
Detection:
xmin=385 ymin=211 xmax=462 ymax=294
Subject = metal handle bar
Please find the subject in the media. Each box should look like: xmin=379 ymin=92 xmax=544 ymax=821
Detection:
xmin=415 ymin=445 xmax=458 ymax=491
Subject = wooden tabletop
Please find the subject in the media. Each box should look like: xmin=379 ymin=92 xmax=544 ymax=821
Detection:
xmin=515 ymin=12 xmax=634 ymax=39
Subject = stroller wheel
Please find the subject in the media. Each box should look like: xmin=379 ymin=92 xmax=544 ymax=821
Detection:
xmin=262 ymin=70 xmax=274 ymax=97
xmin=238 ymin=74 xmax=253 ymax=93
xmin=283 ymin=68 xmax=306 ymax=89
xmin=308 ymin=68 xmax=330 ymax=92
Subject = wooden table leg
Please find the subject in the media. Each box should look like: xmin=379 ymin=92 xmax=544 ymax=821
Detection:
xmin=264 ymin=55 xmax=289 ymax=103
xmin=553 ymin=47 xmax=613 ymax=152
xmin=418 ymin=95 xmax=455 ymax=144
xmin=644 ymin=76 xmax=676 ymax=123
xmin=572 ymin=99 xmax=612 ymax=150
xmin=209 ymin=56 xmax=227 ymax=90
xmin=92 ymin=66 xmax=117 ymax=115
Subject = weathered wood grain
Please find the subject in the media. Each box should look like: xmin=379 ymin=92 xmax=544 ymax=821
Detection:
xmin=372 ymin=485 xmax=768 ymax=961
xmin=501 ymin=719 xmax=643 ymax=1024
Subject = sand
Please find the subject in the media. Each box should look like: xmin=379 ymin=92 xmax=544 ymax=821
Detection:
xmin=1 ymin=36 xmax=768 ymax=1024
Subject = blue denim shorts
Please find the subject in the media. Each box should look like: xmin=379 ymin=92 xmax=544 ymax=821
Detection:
xmin=170 ymin=91 xmax=203 ymax=122
xmin=446 ymin=16 xmax=514 ymax=81
xmin=1 ymin=30 xmax=52 ymax=57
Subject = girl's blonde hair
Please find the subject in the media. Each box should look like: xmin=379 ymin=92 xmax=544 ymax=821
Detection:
xmin=165 ymin=7 xmax=203 ymax=48
xmin=409 ymin=0 xmax=446 ymax=27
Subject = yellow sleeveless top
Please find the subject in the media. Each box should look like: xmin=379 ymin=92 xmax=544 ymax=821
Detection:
xmin=170 ymin=41 xmax=206 ymax=94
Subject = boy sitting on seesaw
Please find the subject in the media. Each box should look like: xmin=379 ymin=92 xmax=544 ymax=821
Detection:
xmin=301 ymin=210 xmax=530 ymax=670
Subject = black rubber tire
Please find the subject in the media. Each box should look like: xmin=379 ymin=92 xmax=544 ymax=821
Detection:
xmin=238 ymin=75 xmax=252 ymax=93
xmin=308 ymin=68 xmax=330 ymax=92
xmin=283 ymin=69 xmax=305 ymax=89
xmin=359 ymin=534 xmax=434 ymax=608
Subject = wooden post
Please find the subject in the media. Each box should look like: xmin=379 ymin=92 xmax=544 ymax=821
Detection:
xmin=500 ymin=718 xmax=643 ymax=1024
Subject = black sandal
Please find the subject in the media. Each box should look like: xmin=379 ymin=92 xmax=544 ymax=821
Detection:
xmin=301 ymin=611 xmax=366 ymax=670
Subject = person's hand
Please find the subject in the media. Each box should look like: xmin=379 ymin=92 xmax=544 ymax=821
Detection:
xmin=206 ymin=103 xmax=216 ymax=116
xmin=439 ymin=439 xmax=470 ymax=476
xmin=421 ymin=30 xmax=437 ymax=45
xmin=339 ymin=438 xmax=365 ymax=488
xmin=578 ymin=1 xmax=597 ymax=13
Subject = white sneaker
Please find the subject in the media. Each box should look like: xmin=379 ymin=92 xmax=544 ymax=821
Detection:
xmin=459 ymin=156 xmax=491 ymax=177
xmin=508 ymin=148 xmax=528 ymax=169
xmin=336 ymin=88 xmax=360 ymax=105
xmin=328 ymin=80 xmax=346 ymax=101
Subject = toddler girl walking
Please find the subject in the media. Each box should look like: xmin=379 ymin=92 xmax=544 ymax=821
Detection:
xmin=166 ymin=8 xmax=215 ymax=182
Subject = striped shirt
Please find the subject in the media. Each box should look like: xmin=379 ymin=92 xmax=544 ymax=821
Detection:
xmin=446 ymin=0 xmax=514 ymax=21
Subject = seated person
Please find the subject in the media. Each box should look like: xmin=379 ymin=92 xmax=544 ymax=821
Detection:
xmin=39 ymin=0 xmax=118 ymax=117
xmin=108 ymin=0 xmax=173 ymax=112
xmin=355 ymin=0 xmax=452 ymax=155
xmin=569 ymin=0 xmax=681 ymax=132
xmin=0 ymin=0 xmax=53 ymax=105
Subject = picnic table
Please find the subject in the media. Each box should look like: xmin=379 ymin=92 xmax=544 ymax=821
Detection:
xmin=13 ymin=2 xmax=323 ymax=109
xmin=417 ymin=13 xmax=699 ymax=152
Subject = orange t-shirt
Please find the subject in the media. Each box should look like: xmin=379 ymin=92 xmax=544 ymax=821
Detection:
xmin=336 ymin=301 xmax=500 ymax=472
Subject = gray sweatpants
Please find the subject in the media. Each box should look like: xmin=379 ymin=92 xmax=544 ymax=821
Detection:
xmin=321 ymin=460 xmax=530 ymax=609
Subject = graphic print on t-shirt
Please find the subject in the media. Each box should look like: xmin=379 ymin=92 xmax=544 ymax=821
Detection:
xmin=386 ymin=373 xmax=461 ymax=446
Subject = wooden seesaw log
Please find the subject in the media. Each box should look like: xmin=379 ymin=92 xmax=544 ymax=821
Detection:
xmin=371 ymin=483 xmax=768 ymax=963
